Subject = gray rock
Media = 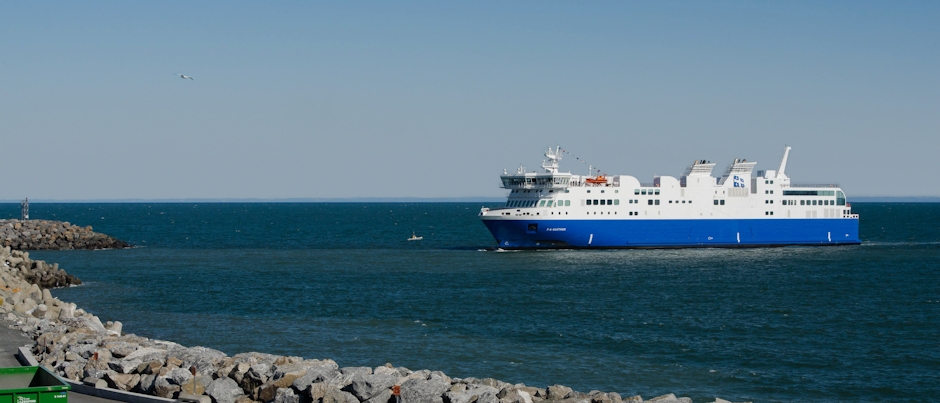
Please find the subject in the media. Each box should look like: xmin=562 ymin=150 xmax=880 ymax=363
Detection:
xmin=242 ymin=363 xmax=270 ymax=391
xmin=547 ymin=385 xmax=574 ymax=400
xmin=105 ymin=341 xmax=137 ymax=358
xmin=273 ymin=388 xmax=300 ymax=403
xmin=109 ymin=321 xmax=123 ymax=335
xmin=230 ymin=362 xmax=251 ymax=384
xmin=168 ymin=367 xmax=194 ymax=385
xmin=124 ymin=347 xmax=169 ymax=362
xmin=400 ymin=373 xmax=449 ymax=403
xmin=154 ymin=376 xmax=180 ymax=398
xmin=373 ymin=365 xmax=399 ymax=377
xmin=138 ymin=374 xmax=157 ymax=394
xmin=445 ymin=384 xmax=500 ymax=403
xmin=498 ymin=389 xmax=533 ymax=403
xmin=137 ymin=360 xmax=163 ymax=375
xmin=339 ymin=366 xmax=372 ymax=377
xmin=168 ymin=346 xmax=227 ymax=375
xmin=83 ymin=368 xmax=116 ymax=381
xmin=344 ymin=373 xmax=398 ymax=402
xmin=108 ymin=359 xmax=142 ymax=374
xmin=322 ymin=387 xmax=359 ymax=403
xmin=55 ymin=361 xmax=84 ymax=381
xmin=291 ymin=364 xmax=339 ymax=393
xmin=206 ymin=377 xmax=245 ymax=403
xmin=105 ymin=373 xmax=141 ymax=391
xmin=647 ymin=394 xmax=678 ymax=403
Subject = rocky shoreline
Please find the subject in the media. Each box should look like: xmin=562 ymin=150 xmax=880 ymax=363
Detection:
xmin=1 ymin=219 xmax=131 ymax=250
xmin=0 ymin=247 xmax=743 ymax=403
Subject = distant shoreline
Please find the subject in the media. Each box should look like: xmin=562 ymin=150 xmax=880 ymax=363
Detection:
xmin=0 ymin=196 xmax=938 ymax=203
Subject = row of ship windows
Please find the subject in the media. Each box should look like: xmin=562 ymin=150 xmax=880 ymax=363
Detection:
xmin=786 ymin=199 xmax=839 ymax=206
xmin=506 ymin=200 xmax=577 ymax=208
xmin=509 ymin=198 xmax=842 ymax=209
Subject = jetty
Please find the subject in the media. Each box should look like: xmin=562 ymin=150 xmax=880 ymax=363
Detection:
xmin=1 ymin=246 xmax=745 ymax=403
xmin=0 ymin=220 xmax=130 ymax=250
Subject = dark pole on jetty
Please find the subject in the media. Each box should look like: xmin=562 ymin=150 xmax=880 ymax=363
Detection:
xmin=21 ymin=198 xmax=29 ymax=220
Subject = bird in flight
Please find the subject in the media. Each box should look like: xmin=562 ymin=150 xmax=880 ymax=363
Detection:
xmin=177 ymin=74 xmax=193 ymax=80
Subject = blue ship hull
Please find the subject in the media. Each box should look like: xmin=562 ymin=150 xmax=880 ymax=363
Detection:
xmin=482 ymin=218 xmax=861 ymax=249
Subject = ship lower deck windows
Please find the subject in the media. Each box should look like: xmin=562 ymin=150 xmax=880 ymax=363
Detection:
xmin=714 ymin=200 xmax=725 ymax=205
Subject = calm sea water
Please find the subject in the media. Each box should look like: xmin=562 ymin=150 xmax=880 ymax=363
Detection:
xmin=4 ymin=203 xmax=938 ymax=402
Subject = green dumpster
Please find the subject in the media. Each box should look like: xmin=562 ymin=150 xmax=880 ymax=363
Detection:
xmin=0 ymin=367 xmax=70 ymax=403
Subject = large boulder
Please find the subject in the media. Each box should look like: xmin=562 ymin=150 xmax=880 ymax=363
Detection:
xmin=497 ymin=389 xmax=533 ymax=403
xmin=105 ymin=373 xmax=141 ymax=391
xmin=104 ymin=341 xmax=138 ymax=358
xmin=138 ymin=374 xmax=157 ymax=394
xmin=445 ymin=384 xmax=500 ymax=403
xmin=343 ymin=373 xmax=399 ymax=402
xmin=322 ymin=387 xmax=359 ymax=403
xmin=547 ymin=385 xmax=574 ymax=400
xmin=400 ymin=373 xmax=449 ymax=403
xmin=206 ymin=377 xmax=245 ymax=403
xmin=154 ymin=376 xmax=181 ymax=399
xmin=273 ymin=388 xmax=299 ymax=403
xmin=168 ymin=346 xmax=227 ymax=375
xmin=168 ymin=367 xmax=194 ymax=386
xmin=108 ymin=359 xmax=142 ymax=374
xmin=124 ymin=347 xmax=169 ymax=363
xmin=242 ymin=363 xmax=270 ymax=392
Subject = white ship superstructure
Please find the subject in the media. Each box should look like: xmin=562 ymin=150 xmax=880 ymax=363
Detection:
xmin=479 ymin=146 xmax=860 ymax=248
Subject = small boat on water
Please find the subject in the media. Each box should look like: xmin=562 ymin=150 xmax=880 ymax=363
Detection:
xmin=408 ymin=232 xmax=423 ymax=241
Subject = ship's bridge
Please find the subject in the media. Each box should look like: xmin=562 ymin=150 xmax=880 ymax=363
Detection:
xmin=500 ymin=146 xmax=573 ymax=190
xmin=500 ymin=172 xmax=572 ymax=189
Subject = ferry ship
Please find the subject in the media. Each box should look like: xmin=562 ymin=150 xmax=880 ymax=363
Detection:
xmin=479 ymin=146 xmax=860 ymax=249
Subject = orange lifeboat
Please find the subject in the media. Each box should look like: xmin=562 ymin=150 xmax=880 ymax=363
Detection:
xmin=585 ymin=175 xmax=607 ymax=185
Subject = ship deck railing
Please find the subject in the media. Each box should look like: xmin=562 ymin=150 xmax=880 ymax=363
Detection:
xmin=788 ymin=183 xmax=840 ymax=188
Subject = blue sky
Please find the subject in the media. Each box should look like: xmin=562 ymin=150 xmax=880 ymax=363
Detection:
xmin=2 ymin=1 xmax=938 ymax=199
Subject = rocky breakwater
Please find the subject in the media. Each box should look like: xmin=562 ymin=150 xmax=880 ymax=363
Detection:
xmin=1 ymin=219 xmax=130 ymax=250
xmin=0 ymin=251 xmax=743 ymax=403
